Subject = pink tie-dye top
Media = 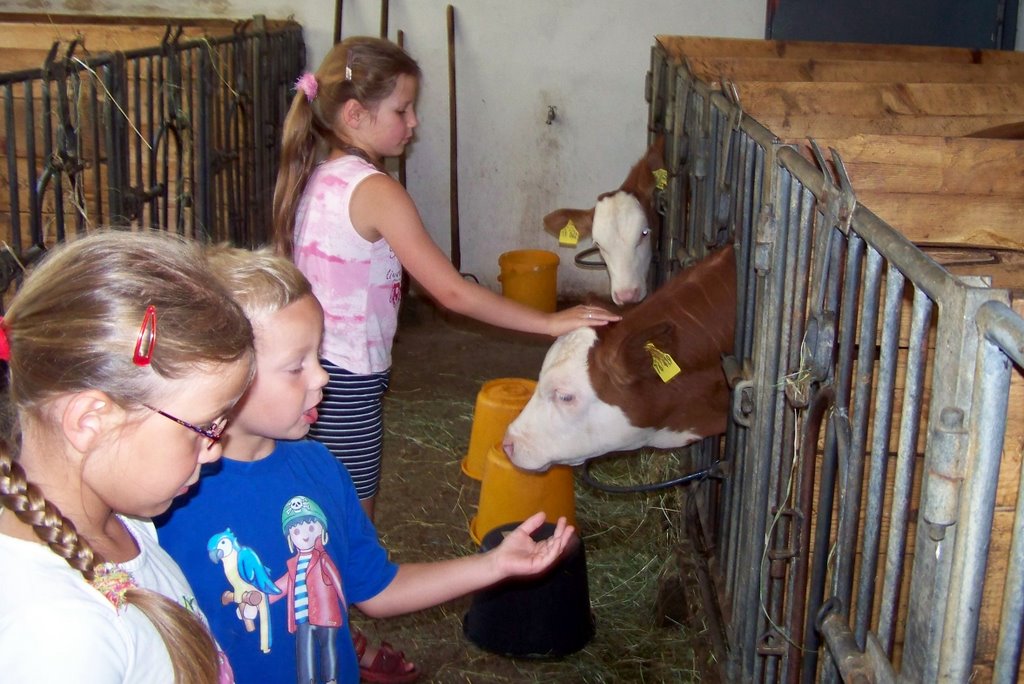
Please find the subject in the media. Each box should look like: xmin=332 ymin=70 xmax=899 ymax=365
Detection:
xmin=293 ymin=155 xmax=402 ymax=374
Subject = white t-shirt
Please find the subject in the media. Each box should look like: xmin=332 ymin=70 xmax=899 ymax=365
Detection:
xmin=0 ymin=514 xmax=217 ymax=683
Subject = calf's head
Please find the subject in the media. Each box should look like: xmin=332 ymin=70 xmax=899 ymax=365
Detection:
xmin=503 ymin=327 xmax=683 ymax=471
xmin=504 ymin=245 xmax=736 ymax=472
xmin=543 ymin=136 xmax=666 ymax=306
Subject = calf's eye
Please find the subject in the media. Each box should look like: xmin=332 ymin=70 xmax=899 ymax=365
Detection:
xmin=555 ymin=391 xmax=575 ymax=404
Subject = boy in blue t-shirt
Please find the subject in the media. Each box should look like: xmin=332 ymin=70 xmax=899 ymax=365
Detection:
xmin=157 ymin=247 xmax=574 ymax=684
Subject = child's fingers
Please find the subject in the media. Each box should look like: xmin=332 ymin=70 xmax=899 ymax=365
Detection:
xmin=540 ymin=517 xmax=569 ymax=550
xmin=552 ymin=516 xmax=568 ymax=537
xmin=569 ymin=305 xmax=619 ymax=326
xmin=549 ymin=517 xmax=570 ymax=543
xmin=517 ymin=511 xmax=547 ymax=537
xmin=547 ymin=306 xmax=619 ymax=336
xmin=556 ymin=527 xmax=577 ymax=556
xmin=584 ymin=305 xmax=620 ymax=322
xmin=540 ymin=519 xmax=574 ymax=558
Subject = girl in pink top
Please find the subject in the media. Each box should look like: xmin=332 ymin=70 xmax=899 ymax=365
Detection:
xmin=273 ymin=37 xmax=618 ymax=521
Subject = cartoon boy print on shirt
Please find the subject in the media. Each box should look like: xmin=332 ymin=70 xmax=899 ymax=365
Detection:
xmin=207 ymin=529 xmax=283 ymax=654
xmin=269 ymin=495 xmax=346 ymax=684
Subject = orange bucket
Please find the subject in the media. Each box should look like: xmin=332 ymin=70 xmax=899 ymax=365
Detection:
xmin=461 ymin=378 xmax=537 ymax=480
xmin=469 ymin=442 xmax=576 ymax=545
xmin=498 ymin=250 xmax=559 ymax=312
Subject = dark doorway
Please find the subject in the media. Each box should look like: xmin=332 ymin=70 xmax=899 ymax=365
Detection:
xmin=766 ymin=0 xmax=1019 ymax=50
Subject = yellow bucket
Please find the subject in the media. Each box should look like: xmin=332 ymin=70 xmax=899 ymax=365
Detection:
xmin=469 ymin=442 xmax=576 ymax=545
xmin=461 ymin=378 xmax=537 ymax=480
xmin=498 ymin=250 xmax=559 ymax=313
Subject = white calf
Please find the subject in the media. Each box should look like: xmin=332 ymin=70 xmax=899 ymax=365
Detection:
xmin=543 ymin=136 xmax=665 ymax=305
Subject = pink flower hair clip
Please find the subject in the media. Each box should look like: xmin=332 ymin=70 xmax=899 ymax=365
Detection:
xmin=92 ymin=562 xmax=137 ymax=613
xmin=295 ymin=72 xmax=318 ymax=102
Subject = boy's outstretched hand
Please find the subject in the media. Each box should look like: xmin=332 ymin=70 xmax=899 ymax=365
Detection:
xmin=491 ymin=512 xmax=576 ymax=577
xmin=356 ymin=511 xmax=578 ymax=618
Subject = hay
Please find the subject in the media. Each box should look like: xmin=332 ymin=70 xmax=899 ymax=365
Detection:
xmin=384 ymin=391 xmax=473 ymax=456
xmin=364 ymin=314 xmax=721 ymax=683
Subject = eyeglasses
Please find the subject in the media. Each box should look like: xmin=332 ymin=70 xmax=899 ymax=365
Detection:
xmin=143 ymin=404 xmax=227 ymax=450
xmin=133 ymin=307 xmax=226 ymax=449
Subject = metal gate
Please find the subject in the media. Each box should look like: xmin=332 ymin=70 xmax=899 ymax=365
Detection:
xmin=0 ymin=16 xmax=302 ymax=274
xmin=647 ymin=40 xmax=1024 ymax=682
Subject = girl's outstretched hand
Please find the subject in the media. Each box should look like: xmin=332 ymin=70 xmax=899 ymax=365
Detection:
xmin=546 ymin=304 xmax=620 ymax=337
xmin=490 ymin=512 xmax=576 ymax=578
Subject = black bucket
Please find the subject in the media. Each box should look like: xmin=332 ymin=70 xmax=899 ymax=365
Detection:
xmin=463 ymin=521 xmax=595 ymax=658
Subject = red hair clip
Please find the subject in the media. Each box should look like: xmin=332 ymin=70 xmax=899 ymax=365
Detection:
xmin=0 ymin=317 xmax=10 ymax=362
xmin=132 ymin=305 xmax=157 ymax=366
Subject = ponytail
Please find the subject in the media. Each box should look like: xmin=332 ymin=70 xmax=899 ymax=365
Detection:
xmin=272 ymin=91 xmax=322 ymax=258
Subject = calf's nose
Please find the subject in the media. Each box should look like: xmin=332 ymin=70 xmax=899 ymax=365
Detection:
xmin=614 ymin=286 xmax=642 ymax=304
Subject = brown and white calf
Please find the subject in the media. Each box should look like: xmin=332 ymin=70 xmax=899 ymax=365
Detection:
xmin=503 ymin=244 xmax=735 ymax=471
xmin=543 ymin=136 xmax=666 ymax=305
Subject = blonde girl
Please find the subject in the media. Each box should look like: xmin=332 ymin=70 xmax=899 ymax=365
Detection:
xmin=0 ymin=231 xmax=255 ymax=683
xmin=273 ymin=36 xmax=618 ymax=520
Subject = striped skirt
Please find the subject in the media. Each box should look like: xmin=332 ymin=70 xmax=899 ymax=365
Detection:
xmin=308 ymin=360 xmax=391 ymax=500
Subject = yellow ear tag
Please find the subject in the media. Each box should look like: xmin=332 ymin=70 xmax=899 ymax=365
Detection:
xmin=558 ymin=220 xmax=580 ymax=247
xmin=645 ymin=341 xmax=681 ymax=382
xmin=652 ymin=168 xmax=668 ymax=190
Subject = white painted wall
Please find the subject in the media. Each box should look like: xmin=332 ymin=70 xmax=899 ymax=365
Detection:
xmin=1 ymin=0 xmax=763 ymax=295
xmin=347 ymin=1 xmax=764 ymax=296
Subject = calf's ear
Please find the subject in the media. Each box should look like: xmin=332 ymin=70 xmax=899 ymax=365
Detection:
xmin=598 ymin=322 xmax=676 ymax=387
xmin=645 ymin=134 xmax=666 ymax=171
xmin=543 ymin=207 xmax=595 ymax=240
xmin=633 ymin=135 xmax=668 ymax=209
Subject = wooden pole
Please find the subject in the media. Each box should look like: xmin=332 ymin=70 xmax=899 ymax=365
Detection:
xmin=397 ymin=29 xmax=407 ymax=188
xmin=333 ymin=0 xmax=343 ymax=44
xmin=380 ymin=0 xmax=389 ymax=38
xmin=447 ymin=4 xmax=461 ymax=270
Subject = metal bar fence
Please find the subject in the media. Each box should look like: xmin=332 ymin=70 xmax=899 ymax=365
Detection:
xmin=647 ymin=41 xmax=1024 ymax=682
xmin=0 ymin=17 xmax=303 ymax=296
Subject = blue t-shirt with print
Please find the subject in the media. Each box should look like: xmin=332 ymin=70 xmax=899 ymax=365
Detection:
xmin=157 ymin=439 xmax=398 ymax=684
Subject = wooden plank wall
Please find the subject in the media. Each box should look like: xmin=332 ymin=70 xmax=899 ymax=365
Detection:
xmin=661 ymin=35 xmax=1024 ymax=255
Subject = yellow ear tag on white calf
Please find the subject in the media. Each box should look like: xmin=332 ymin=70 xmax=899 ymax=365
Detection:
xmin=652 ymin=168 xmax=668 ymax=190
xmin=559 ymin=220 xmax=580 ymax=247
xmin=645 ymin=341 xmax=681 ymax=382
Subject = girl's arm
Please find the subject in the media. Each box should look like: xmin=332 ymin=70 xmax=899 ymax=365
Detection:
xmin=350 ymin=175 xmax=619 ymax=337
xmin=355 ymin=513 xmax=574 ymax=618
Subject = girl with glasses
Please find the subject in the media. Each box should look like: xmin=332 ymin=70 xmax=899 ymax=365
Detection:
xmin=0 ymin=230 xmax=255 ymax=683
